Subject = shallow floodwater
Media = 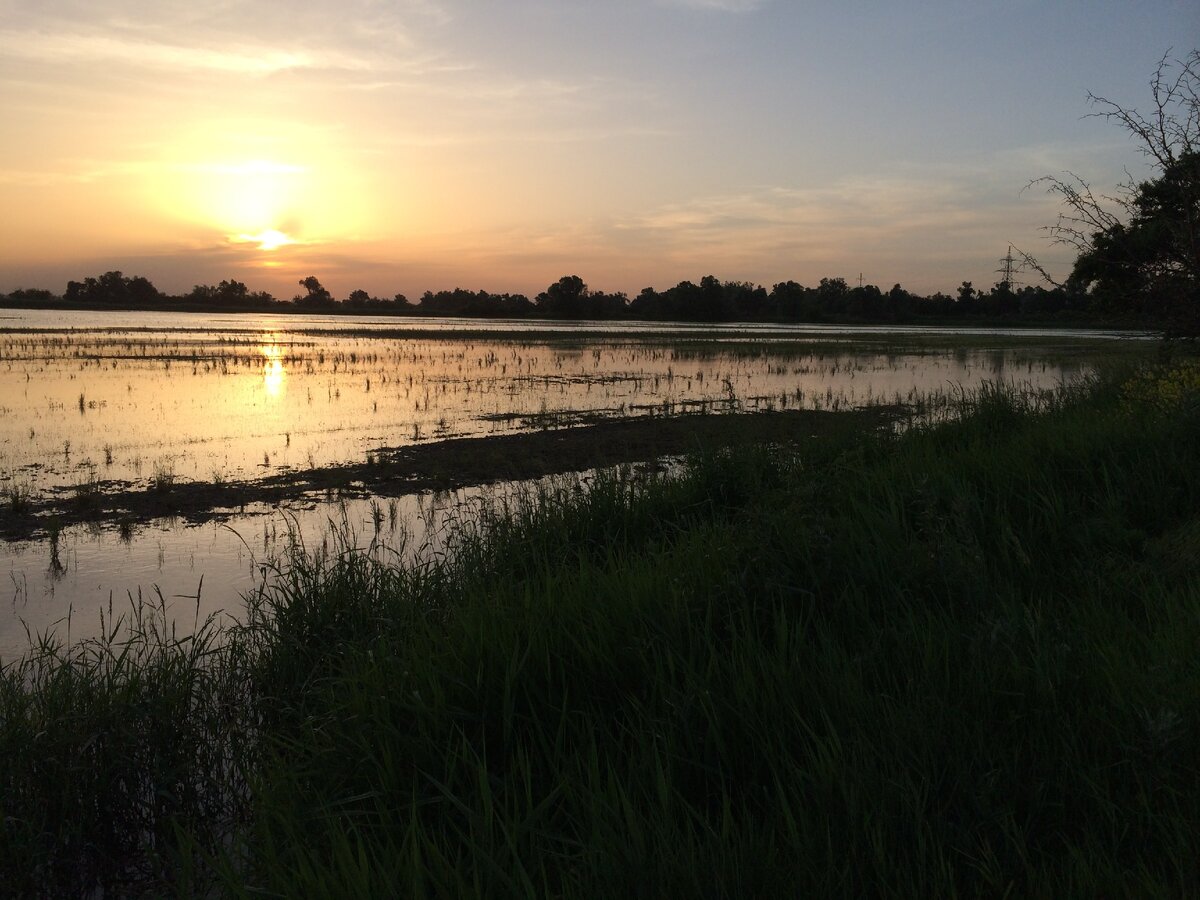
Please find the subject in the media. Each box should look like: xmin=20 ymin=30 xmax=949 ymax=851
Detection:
xmin=0 ymin=310 xmax=1142 ymax=658
xmin=0 ymin=315 xmax=1117 ymax=494
xmin=0 ymin=480 xmax=538 ymax=660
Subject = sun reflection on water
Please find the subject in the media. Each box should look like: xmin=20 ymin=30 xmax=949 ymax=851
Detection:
xmin=261 ymin=340 xmax=286 ymax=396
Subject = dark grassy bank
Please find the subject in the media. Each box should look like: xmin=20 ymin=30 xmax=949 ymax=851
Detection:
xmin=2 ymin=363 xmax=1198 ymax=897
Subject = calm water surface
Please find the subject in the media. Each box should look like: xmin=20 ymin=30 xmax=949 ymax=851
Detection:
xmin=0 ymin=309 xmax=1145 ymax=658
xmin=1 ymin=481 xmax=544 ymax=660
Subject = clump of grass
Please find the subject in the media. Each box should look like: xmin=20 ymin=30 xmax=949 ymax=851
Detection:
xmin=150 ymin=461 xmax=175 ymax=492
xmin=71 ymin=472 xmax=103 ymax=511
xmin=5 ymin=481 xmax=33 ymax=514
xmin=0 ymin=592 xmax=251 ymax=896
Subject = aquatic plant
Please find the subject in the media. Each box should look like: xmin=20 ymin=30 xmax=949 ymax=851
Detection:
xmin=150 ymin=461 xmax=175 ymax=492
xmin=5 ymin=482 xmax=33 ymax=514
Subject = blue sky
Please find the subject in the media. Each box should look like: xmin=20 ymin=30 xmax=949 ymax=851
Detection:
xmin=0 ymin=0 xmax=1195 ymax=298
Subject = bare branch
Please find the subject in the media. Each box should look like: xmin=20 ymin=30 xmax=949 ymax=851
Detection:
xmin=1030 ymin=51 xmax=1198 ymax=299
xmin=1009 ymin=245 xmax=1062 ymax=288
xmin=1027 ymin=172 xmax=1126 ymax=257
xmin=1083 ymin=50 xmax=1199 ymax=169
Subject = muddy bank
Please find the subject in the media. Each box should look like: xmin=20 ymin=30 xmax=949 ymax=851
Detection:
xmin=1 ymin=407 xmax=899 ymax=540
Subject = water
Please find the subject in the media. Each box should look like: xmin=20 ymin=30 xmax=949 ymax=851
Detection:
xmin=0 ymin=307 xmax=1156 ymax=340
xmin=0 ymin=309 xmax=1144 ymax=659
xmin=0 ymin=481 xmax=536 ymax=660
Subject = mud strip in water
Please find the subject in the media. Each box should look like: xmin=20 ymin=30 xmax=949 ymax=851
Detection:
xmin=1 ymin=407 xmax=899 ymax=541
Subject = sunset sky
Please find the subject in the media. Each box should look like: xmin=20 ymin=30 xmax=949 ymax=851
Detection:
xmin=1 ymin=0 xmax=1195 ymax=300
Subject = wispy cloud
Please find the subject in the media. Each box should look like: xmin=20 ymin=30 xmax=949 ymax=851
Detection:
xmin=0 ymin=159 xmax=309 ymax=187
xmin=0 ymin=0 xmax=458 ymax=78
xmin=619 ymin=178 xmax=977 ymax=240
xmin=0 ymin=29 xmax=357 ymax=75
xmin=0 ymin=168 xmax=97 ymax=187
xmin=658 ymin=0 xmax=767 ymax=11
xmin=595 ymin=166 xmax=1075 ymax=290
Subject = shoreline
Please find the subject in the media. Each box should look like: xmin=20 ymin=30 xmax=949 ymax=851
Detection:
xmin=1 ymin=406 xmax=899 ymax=541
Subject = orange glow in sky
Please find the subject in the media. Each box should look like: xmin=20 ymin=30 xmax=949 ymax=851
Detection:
xmin=0 ymin=1 xmax=1188 ymax=299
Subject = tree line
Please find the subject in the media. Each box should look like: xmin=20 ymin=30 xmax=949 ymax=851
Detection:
xmin=0 ymin=270 xmax=1148 ymax=326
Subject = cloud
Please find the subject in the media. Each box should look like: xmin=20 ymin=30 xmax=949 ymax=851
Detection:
xmin=0 ymin=160 xmax=308 ymax=188
xmin=658 ymin=0 xmax=767 ymax=11
xmin=0 ymin=0 xmax=457 ymax=79
xmin=0 ymin=29 xmax=355 ymax=75
xmin=585 ymin=164 xmax=1077 ymax=291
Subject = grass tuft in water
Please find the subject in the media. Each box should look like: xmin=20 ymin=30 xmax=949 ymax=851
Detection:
xmin=5 ymin=482 xmax=33 ymax=514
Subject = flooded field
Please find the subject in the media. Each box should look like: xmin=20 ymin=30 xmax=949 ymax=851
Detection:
xmin=0 ymin=478 xmax=563 ymax=660
xmin=0 ymin=310 xmax=1148 ymax=658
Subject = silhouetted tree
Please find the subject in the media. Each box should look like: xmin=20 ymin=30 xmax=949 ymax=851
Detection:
xmin=629 ymin=286 xmax=663 ymax=319
xmin=537 ymin=275 xmax=589 ymax=318
xmin=815 ymin=277 xmax=849 ymax=315
xmin=1031 ymin=50 xmax=1199 ymax=330
xmin=846 ymin=283 xmax=884 ymax=318
xmin=661 ymin=280 xmax=700 ymax=320
xmin=770 ymin=281 xmax=810 ymax=320
xmin=887 ymin=284 xmax=914 ymax=320
xmin=689 ymin=275 xmax=721 ymax=321
xmin=64 ymin=271 xmax=162 ymax=305
xmin=185 ymin=279 xmax=275 ymax=307
xmin=723 ymin=281 xmax=768 ymax=319
xmin=984 ymin=281 xmax=1019 ymax=316
xmin=0 ymin=288 xmax=58 ymax=306
xmin=295 ymin=276 xmax=334 ymax=309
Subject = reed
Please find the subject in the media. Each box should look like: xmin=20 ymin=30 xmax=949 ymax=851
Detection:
xmin=2 ymin=365 xmax=1197 ymax=896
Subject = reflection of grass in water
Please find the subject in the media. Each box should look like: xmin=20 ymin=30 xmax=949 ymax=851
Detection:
xmin=150 ymin=461 xmax=175 ymax=492
xmin=45 ymin=516 xmax=64 ymax=577
xmin=2 ymin=369 xmax=1199 ymax=894
xmin=71 ymin=472 xmax=102 ymax=511
xmin=5 ymin=481 xmax=32 ymax=514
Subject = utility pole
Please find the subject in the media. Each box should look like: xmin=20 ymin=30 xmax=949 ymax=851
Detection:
xmin=996 ymin=245 xmax=1020 ymax=291
xmin=857 ymin=272 xmax=864 ymax=289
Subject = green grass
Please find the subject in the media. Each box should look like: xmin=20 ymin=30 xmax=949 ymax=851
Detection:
xmin=2 ymin=367 xmax=1198 ymax=897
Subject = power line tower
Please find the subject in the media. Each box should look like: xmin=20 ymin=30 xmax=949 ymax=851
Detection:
xmin=996 ymin=245 xmax=1020 ymax=291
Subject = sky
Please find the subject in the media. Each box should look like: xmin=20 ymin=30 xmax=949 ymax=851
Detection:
xmin=0 ymin=0 xmax=1195 ymax=300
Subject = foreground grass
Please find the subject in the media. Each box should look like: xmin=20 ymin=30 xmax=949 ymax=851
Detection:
xmin=2 ymin=366 xmax=1198 ymax=897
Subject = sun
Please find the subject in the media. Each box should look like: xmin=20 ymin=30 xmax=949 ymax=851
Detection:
xmin=241 ymin=229 xmax=295 ymax=251
xmin=168 ymin=159 xmax=306 ymax=244
xmin=256 ymin=229 xmax=292 ymax=250
xmin=152 ymin=147 xmax=376 ymax=252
